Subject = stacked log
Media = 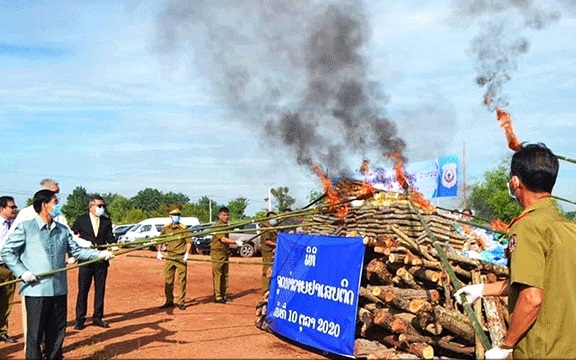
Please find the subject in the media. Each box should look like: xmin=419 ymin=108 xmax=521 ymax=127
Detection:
xmin=255 ymin=181 xmax=509 ymax=359
xmin=304 ymin=186 xmax=509 ymax=359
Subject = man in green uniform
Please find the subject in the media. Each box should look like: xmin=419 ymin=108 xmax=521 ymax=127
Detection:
xmin=260 ymin=211 xmax=278 ymax=296
xmin=157 ymin=208 xmax=191 ymax=310
xmin=455 ymin=143 xmax=576 ymax=359
xmin=211 ymin=207 xmax=242 ymax=303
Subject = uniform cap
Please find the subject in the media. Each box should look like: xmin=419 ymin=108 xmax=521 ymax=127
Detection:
xmin=169 ymin=208 xmax=182 ymax=215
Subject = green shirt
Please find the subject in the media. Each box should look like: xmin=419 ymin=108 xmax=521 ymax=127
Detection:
xmin=211 ymin=220 xmax=229 ymax=253
xmin=508 ymin=197 xmax=576 ymax=358
xmin=260 ymin=222 xmax=277 ymax=263
xmin=160 ymin=223 xmax=190 ymax=255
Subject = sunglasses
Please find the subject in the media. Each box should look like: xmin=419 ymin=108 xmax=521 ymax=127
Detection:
xmin=7 ymin=205 xmax=17 ymax=209
xmin=93 ymin=204 xmax=105 ymax=208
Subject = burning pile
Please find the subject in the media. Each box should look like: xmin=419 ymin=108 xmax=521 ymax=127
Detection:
xmin=300 ymin=179 xmax=509 ymax=359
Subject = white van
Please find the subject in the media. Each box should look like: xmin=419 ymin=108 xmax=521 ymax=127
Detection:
xmin=118 ymin=217 xmax=199 ymax=243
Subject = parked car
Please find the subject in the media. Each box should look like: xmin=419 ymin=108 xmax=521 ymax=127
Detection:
xmin=118 ymin=217 xmax=200 ymax=243
xmin=229 ymin=222 xmax=261 ymax=258
xmin=190 ymin=224 xmax=212 ymax=255
xmin=113 ymin=224 xmax=135 ymax=242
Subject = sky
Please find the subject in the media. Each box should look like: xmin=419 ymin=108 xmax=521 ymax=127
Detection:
xmin=1 ymin=0 xmax=575 ymax=217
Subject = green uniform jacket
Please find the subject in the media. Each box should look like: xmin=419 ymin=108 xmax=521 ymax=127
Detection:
xmin=508 ymin=197 xmax=576 ymax=358
xmin=160 ymin=223 xmax=190 ymax=256
xmin=260 ymin=224 xmax=277 ymax=264
xmin=211 ymin=220 xmax=229 ymax=254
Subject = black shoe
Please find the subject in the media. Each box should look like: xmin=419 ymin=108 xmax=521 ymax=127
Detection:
xmin=92 ymin=319 xmax=109 ymax=328
xmin=73 ymin=322 xmax=85 ymax=330
xmin=214 ymin=299 xmax=226 ymax=304
xmin=177 ymin=304 xmax=186 ymax=310
xmin=159 ymin=302 xmax=174 ymax=309
xmin=0 ymin=333 xmax=16 ymax=343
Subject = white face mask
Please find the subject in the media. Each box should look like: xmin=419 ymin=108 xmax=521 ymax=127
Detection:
xmin=507 ymin=181 xmax=519 ymax=204
xmin=269 ymin=219 xmax=277 ymax=226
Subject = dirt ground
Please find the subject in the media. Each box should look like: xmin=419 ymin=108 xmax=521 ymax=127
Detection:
xmin=0 ymin=250 xmax=329 ymax=359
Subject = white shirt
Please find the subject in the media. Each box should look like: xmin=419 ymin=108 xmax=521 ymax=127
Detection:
xmin=0 ymin=215 xmax=12 ymax=263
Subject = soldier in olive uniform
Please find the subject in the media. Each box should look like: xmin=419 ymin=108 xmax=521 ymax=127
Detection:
xmin=211 ymin=207 xmax=243 ymax=303
xmin=157 ymin=208 xmax=191 ymax=310
xmin=456 ymin=143 xmax=576 ymax=359
xmin=260 ymin=211 xmax=277 ymax=296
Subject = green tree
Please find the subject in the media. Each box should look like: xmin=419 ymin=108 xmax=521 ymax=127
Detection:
xmin=163 ymin=192 xmax=190 ymax=207
xmin=62 ymin=186 xmax=91 ymax=224
xmin=307 ymin=188 xmax=324 ymax=206
xmin=197 ymin=196 xmax=222 ymax=222
xmin=130 ymin=188 xmax=163 ymax=215
xmin=467 ymin=161 xmax=522 ymax=223
xmin=182 ymin=203 xmax=210 ymax=223
xmin=228 ymin=196 xmax=249 ymax=220
xmin=107 ymin=195 xmax=132 ymax=224
xmin=271 ymin=186 xmax=296 ymax=212
xmin=123 ymin=208 xmax=147 ymax=224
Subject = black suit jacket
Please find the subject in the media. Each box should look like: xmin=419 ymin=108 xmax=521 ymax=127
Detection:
xmin=71 ymin=213 xmax=115 ymax=247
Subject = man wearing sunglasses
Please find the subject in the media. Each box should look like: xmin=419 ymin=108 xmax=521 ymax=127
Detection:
xmin=71 ymin=195 xmax=115 ymax=330
xmin=0 ymin=196 xmax=18 ymax=343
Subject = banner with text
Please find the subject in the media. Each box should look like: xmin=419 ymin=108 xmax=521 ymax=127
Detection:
xmin=349 ymin=154 xmax=459 ymax=198
xmin=266 ymin=233 xmax=365 ymax=357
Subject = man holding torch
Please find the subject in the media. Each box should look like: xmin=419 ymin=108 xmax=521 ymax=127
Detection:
xmin=455 ymin=143 xmax=576 ymax=359
xmin=157 ymin=208 xmax=191 ymax=310
xmin=1 ymin=189 xmax=114 ymax=360
xmin=211 ymin=207 xmax=242 ymax=303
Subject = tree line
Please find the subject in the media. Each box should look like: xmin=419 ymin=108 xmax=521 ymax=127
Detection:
xmin=56 ymin=186 xmax=302 ymax=226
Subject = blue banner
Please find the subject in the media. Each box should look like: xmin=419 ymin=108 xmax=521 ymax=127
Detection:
xmin=348 ymin=154 xmax=459 ymax=198
xmin=266 ymin=233 xmax=365 ymax=357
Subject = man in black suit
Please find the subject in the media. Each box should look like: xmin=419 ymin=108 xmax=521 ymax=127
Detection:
xmin=71 ymin=195 xmax=115 ymax=330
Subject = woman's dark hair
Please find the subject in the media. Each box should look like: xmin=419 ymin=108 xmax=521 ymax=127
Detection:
xmin=511 ymin=143 xmax=558 ymax=193
xmin=33 ymin=189 xmax=56 ymax=214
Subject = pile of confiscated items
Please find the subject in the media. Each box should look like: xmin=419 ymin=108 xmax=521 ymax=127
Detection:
xmin=256 ymin=180 xmax=509 ymax=359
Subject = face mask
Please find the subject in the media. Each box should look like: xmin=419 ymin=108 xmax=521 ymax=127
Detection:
xmin=95 ymin=207 xmax=105 ymax=217
xmin=171 ymin=215 xmax=180 ymax=223
xmin=507 ymin=181 xmax=518 ymax=204
xmin=269 ymin=219 xmax=277 ymax=226
xmin=49 ymin=203 xmax=63 ymax=218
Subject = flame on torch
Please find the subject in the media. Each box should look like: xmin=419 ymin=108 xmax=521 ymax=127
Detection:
xmin=496 ymin=107 xmax=522 ymax=151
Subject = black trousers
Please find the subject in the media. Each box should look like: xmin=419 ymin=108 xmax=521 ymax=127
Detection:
xmin=75 ymin=262 xmax=108 ymax=324
xmin=25 ymin=295 xmax=67 ymax=360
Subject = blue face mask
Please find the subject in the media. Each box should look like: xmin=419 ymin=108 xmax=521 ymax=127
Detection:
xmin=95 ymin=207 xmax=105 ymax=217
xmin=171 ymin=215 xmax=180 ymax=223
xmin=269 ymin=219 xmax=277 ymax=226
xmin=50 ymin=203 xmax=63 ymax=218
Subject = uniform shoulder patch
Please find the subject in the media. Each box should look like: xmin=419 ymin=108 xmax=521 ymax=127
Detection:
xmin=508 ymin=235 xmax=517 ymax=254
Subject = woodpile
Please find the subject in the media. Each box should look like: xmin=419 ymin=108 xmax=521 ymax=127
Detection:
xmin=256 ymin=181 xmax=510 ymax=359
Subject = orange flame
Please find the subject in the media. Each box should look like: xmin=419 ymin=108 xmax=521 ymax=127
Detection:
xmin=490 ymin=218 xmax=508 ymax=233
xmin=312 ymin=164 xmax=349 ymax=219
xmin=409 ymin=190 xmax=435 ymax=214
xmin=386 ymin=151 xmax=409 ymax=190
xmin=357 ymin=182 xmax=377 ymax=200
xmin=496 ymin=107 xmax=522 ymax=151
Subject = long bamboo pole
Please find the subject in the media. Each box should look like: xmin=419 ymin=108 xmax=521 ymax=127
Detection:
xmin=0 ymin=240 xmax=154 ymax=288
xmin=406 ymin=190 xmax=492 ymax=350
xmin=556 ymin=154 xmax=576 ymax=165
xmin=127 ymin=254 xmax=272 ymax=266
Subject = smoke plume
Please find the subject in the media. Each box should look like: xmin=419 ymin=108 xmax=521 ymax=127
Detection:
xmin=452 ymin=0 xmax=563 ymax=109
xmin=155 ymin=0 xmax=405 ymax=174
